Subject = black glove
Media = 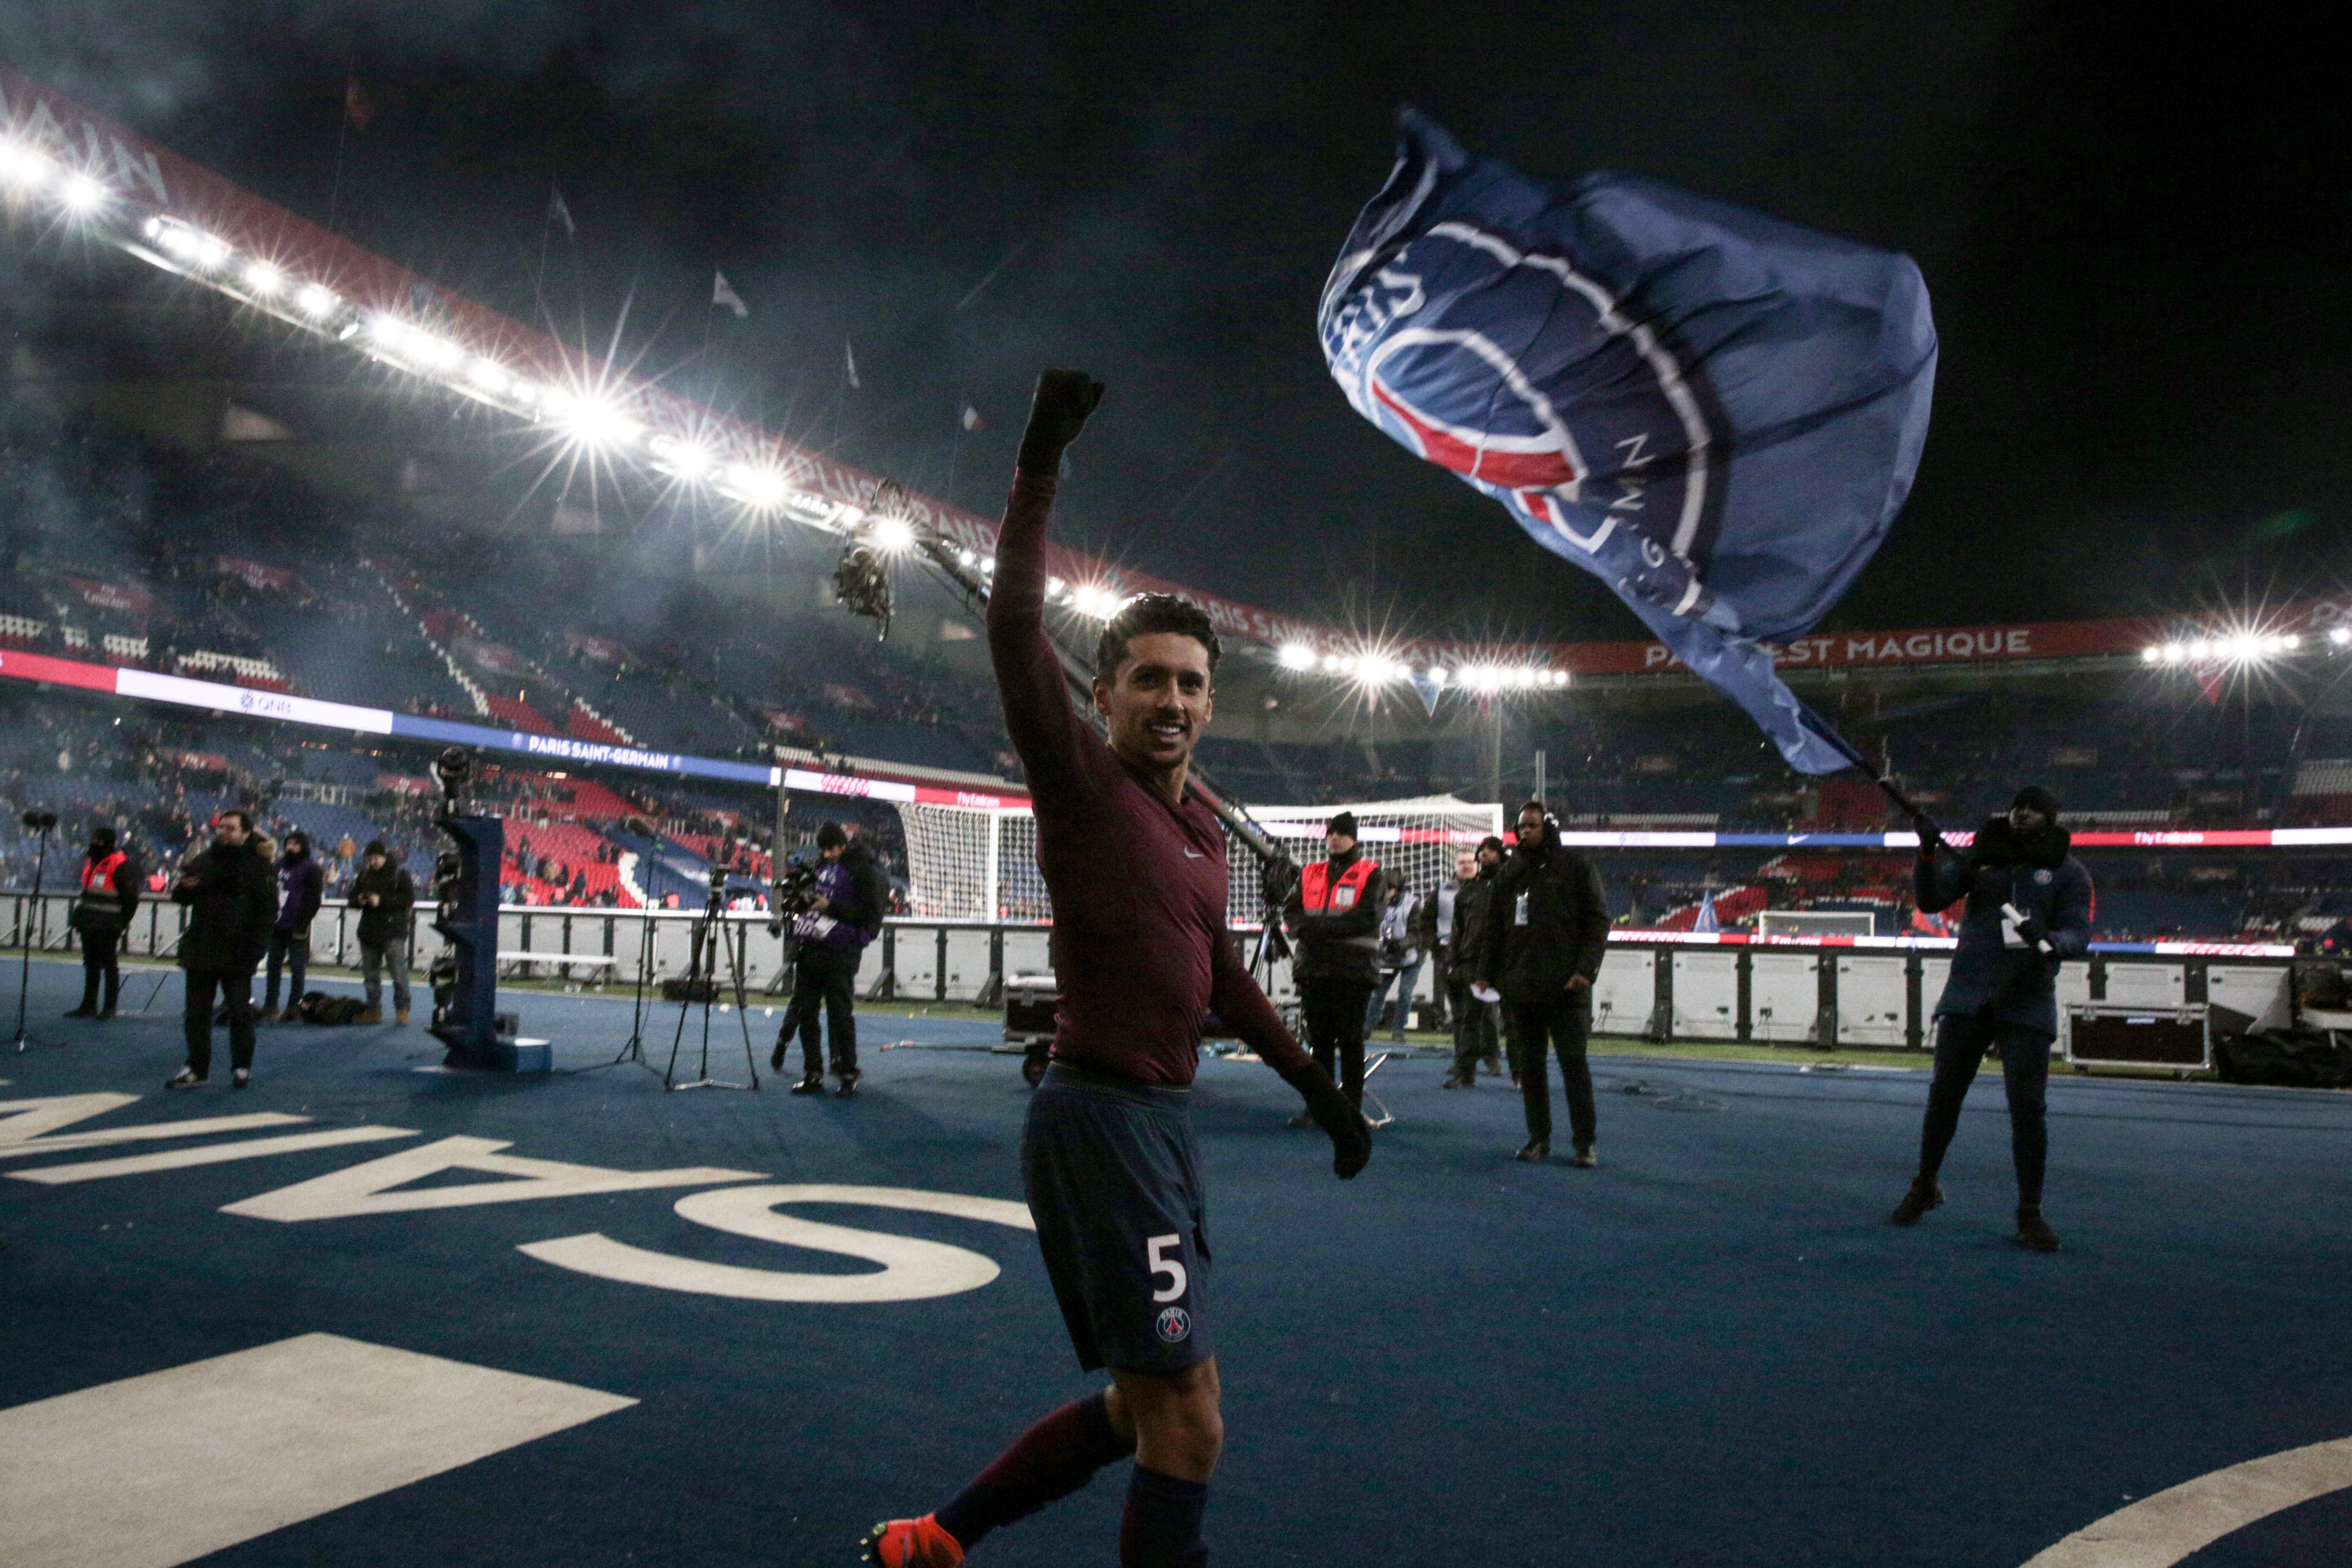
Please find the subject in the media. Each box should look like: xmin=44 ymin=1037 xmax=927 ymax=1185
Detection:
xmin=1911 ymin=812 xmax=1941 ymax=854
xmin=1278 ymin=1059 xmax=1371 ymax=1179
xmin=2014 ymin=914 xmax=2052 ymax=951
xmin=1017 ymin=369 xmax=1105 ymax=474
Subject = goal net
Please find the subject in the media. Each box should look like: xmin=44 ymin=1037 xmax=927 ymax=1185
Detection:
xmin=898 ymin=794 xmax=1503 ymax=926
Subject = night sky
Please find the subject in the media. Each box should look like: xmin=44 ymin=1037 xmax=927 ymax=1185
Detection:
xmin=6 ymin=3 xmax=2346 ymax=642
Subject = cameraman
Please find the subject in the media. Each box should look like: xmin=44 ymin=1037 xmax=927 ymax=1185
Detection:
xmin=166 ymin=810 xmax=277 ymax=1090
xmin=772 ymin=820 xmax=887 ymax=1097
xmin=65 ymin=825 xmax=142 ymax=1021
xmin=351 ymin=840 xmax=416 ymax=1026
xmin=1482 ymin=802 xmax=1609 ymax=1165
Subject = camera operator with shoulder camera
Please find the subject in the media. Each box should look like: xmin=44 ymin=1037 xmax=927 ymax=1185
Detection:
xmin=65 ymin=825 xmax=142 ymax=1021
xmin=770 ymin=820 xmax=888 ymax=1098
xmin=351 ymin=840 xmax=416 ymax=1026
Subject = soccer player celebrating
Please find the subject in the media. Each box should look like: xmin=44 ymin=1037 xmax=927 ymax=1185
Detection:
xmin=863 ymin=370 xmax=1371 ymax=1568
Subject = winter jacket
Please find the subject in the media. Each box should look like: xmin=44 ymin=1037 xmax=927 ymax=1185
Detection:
xmin=1446 ymin=871 xmax=1502 ymax=985
xmin=274 ymin=852 xmax=325 ymax=935
xmin=1917 ymin=818 xmax=2093 ymax=1037
xmin=1282 ymin=848 xmax=1387 ymax=984
xmin=1376 ymin=889 xmax=1423 ymax=971
xmin=172 ymin=837 xmax=279 ymax=975
xmin=1481 ymin=836 xmax=1610 ymax=1006
xmin=350 ymin=862 xmax=416 ymax=947
xmin=71 ymin=848 xmax=142 ymax=935
xmin=795 ymin=843 xmax=889 ymax=953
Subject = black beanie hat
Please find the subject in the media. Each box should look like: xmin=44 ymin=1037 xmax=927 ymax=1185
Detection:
xmin=90 ymin=825 xmax=116 ymax=850
xmin=817 ymin=820 xmax=849 ymax=849
xmin=2012 ymin=784 xmax=2062 ymax=819
xmin=364 ymin=839 xmax=387 ymax=858
xmin=1327 ymin=812 xmax=1358 ymax=838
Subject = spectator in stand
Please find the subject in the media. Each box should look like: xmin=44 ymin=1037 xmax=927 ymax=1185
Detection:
xmin=351 ymin=840 xmax=415 ymax=1025
xmin=167 ymin=810 xmax=277 ymax=1089
xmin=259 ymin=830 xmax=324 ymax=1021
xmin=65 ymin=825 xmax=141 ymax=1021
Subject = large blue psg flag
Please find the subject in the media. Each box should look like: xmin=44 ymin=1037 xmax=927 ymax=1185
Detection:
xmin=1319 ymin=111 xmax=1937 ymax=774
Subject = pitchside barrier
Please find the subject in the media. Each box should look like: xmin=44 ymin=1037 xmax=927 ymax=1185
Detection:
xmin=3 ymin=889 xmax=2293 ymax=1050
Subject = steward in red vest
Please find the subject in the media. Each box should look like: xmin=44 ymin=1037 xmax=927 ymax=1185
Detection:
xmin=1278 ymin=811 xmax=1390 ymax=1117
xmin=66 ymin=826 xmax=141 ymax=1020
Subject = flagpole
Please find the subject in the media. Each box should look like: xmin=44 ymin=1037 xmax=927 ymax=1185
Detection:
xmin=326 ymin=57 xmax=356 ymax=235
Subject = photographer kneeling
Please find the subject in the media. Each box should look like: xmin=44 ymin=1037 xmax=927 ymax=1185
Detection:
xmin=770 ymin=820 xmax=888 ymax=1098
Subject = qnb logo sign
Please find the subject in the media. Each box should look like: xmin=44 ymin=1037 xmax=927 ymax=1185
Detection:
xmin=1325 ymin=222 xmax=1721 ymax=626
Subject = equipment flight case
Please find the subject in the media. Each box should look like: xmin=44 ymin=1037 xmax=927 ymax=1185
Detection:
xmin=2061 ymin=1002 xmax=2211 ymax=1074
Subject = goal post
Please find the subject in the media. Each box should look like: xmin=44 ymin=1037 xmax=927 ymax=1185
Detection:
xmin=897 ymin=794 xmax=1505 ymax=927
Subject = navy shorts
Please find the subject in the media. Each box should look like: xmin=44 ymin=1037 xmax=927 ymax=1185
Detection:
xmin=1022 ymin=1063 xmax=1212 ymax=1375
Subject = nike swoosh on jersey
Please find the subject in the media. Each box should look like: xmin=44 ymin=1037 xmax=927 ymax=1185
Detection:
xmin=1184 ymin=849 xmax=1206 ymax=859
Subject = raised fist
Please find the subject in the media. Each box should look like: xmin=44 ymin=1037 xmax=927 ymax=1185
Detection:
xmin=1018 ymin=369 xmax=1105 ymax=473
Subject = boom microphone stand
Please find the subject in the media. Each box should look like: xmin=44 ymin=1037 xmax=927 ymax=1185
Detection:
xmin=609 ymin=912 xmax=663 ymax=1078
xmin=12 ymin=809 xmax=59 ymax=1053
xmin=662 ymin=866 xmax=760 ymax=1091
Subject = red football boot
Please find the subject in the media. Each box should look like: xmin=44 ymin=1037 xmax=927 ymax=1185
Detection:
xmin=862 ymin=1514 xmax=964 ymax=1567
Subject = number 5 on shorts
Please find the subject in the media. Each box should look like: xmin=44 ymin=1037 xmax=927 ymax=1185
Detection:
xmin=1146 ymin=1233 xmax=1187 ymax=1303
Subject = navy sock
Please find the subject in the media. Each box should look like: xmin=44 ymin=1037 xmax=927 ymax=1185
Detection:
xmin=936 ymin=1391 xmax=1131 ymax=1549
xmin=1119 ymin=1464 xmax=1208 ymax=1568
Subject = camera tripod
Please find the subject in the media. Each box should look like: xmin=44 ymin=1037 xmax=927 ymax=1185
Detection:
xmin=661 ymin=873 xmax=761 ymax=1092
xmin=609 ymin=914 xmax=665 ymax=1080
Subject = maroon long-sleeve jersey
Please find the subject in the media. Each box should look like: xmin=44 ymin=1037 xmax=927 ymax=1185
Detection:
xmin=987 ymin=468 xmax=1309 ymax=1087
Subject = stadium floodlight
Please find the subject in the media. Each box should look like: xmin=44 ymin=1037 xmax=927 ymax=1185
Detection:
xmin=871 ymin=516 xmax=918 ymax=554
xmin=57 ymin=172 xmax=107 ymax=214
xmin=507 ymin=379 xmax=541 ymax=405
xmin=955 ymin=547 xmax=976 ymax=567
xmin=2141 ymin=645 xmax=2162 ymax=663
xmin=407 ymin=331 xmax=463 ymax=370
xmin=2333 ymin=627 xmax=2352 ymax=647
xmin=1278 ymin=643 xmax=1317 ymax=671
xmin=240 ymin=260 xmax=284 ymax=297
xmin=0 ymin=139 xmax=50 ymax=188
xmin=557 ymin=395 xmax=640 ymax=449
xmin=647 ymin=433 xmax=713 ymax=481
xmin=465 ymin=358 xmax=509 ymax=395
xmin=723 ymin=463 xmax=789 ymax=508
xmin=2160 ymin=642 xmax=2184 ymax=664
xmin=2285 ymin=634 xmax=2302 ymax=650
xmin=295 ymin=283 xmax=339 ymax=317
xmin=2186 ymin=639 xmax=2210 ymax=660
xmin=980 ymin=556 xmax=996 ymax=574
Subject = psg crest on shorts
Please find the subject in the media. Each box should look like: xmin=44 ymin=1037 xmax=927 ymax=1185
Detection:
xmin=1319 ymin=110 xmax=1937 ymax=774
xmin=1155 ymin=1306 xmax=1192 ymax=1344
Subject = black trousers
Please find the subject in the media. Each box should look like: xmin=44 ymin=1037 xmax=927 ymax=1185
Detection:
xmin=77 ymin=923 xmax=123 ymax=1011
xmin=1507 ymin=990 xmax=1595 ymax=1149
xmin=788 ymin=946 xmax=860 ymax=1076
xmin=1448 ymin=977 xmax=1499 ymax=1074
xmin=1299 ymin=977 xmax=1373 ymax=1106
xmin=1917 ymin=1012 xmax=2053 ymax=1206
xmin=185 ymin=968 xmax=257 ymax=1075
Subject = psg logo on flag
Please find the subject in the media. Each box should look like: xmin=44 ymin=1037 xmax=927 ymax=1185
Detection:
xmin=1154 ymin=1306 xmax=1192 ymax=1344
xmin=1318 ymin=110 xmax=1936 ymax=776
